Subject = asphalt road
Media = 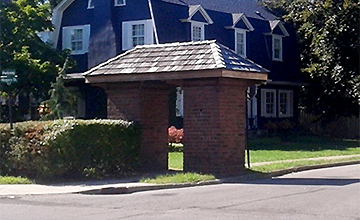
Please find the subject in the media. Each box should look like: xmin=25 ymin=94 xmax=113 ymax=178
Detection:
xmin=1 ymin=164 xmax=359 ymax=220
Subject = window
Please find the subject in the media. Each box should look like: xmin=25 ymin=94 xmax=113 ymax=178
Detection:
xmin=62 ymin=25 xmax=90 ymax=55
xmin=87 ymin=0 xmax=94 ymax=9
xmin=122 ymin=20 xmax=153 ymax=50
xmin=261 ymin=89 xmax=276 ymax=117
xmin=115 ymin=0 xmax=125 ymax=6
xmin=272 ymin=35 xmax=283 ymax=61
xmin=191 ymin=22 xmax=204 ymax=41
xmin=278 ymin=90 xmax=293 ymax=117
xmin=235 ymin=29 xmax=246 ymax=57
xmin=261 ymin=89 xmax=294 ymax=118
xmin=132 ymin=24 xmax=145 ymax=47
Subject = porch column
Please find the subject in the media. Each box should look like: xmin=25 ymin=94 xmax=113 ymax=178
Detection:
xmin=182 ymin=78 xmax=250 ymax=176
xmin=103 ymin=82 xmax=169 ymax=171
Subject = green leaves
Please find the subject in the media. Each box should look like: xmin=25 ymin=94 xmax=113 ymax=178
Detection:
xmin=0 ymin=0 xmax=69 ymax=100
xmin=265 ymin=0 xmax=360 ymax=120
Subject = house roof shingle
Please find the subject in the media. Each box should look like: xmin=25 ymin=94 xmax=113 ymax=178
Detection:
xmin=84 ymin=40 xmax=268 ymax=79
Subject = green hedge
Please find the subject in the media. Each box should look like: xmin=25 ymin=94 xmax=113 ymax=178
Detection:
xmin=0 ymin=119 xmax=141 ymax=179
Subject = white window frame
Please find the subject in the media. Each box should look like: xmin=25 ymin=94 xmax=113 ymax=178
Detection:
xmin=122 ymin=20 xmax=153 ymax=50
xmin=278 ymin=90 xmax=294 ymax=118
xmin=272 ymin=34 xmax=283 ymax=61
xmin=261 ymin=89 xmax=277 ymax=118
xmin=191 ymin=21 xmax=205 ymax=41
xmin=62 ymin=25 xmax=90 ymax=55
xmin=235 ymin=29 xmax=247 ymax=57
xmin=114 ymin=0 xmax=126 ymax=6
xmin=87 ymin=0 xmax=94 ymax=9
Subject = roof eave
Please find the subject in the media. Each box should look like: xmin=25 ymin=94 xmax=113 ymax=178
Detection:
xmin=85 ymin=69 xmax=267 ymax=84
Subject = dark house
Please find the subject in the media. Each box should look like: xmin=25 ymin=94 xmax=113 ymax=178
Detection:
xmin=50 ymin=0 xmax=302 ymax=129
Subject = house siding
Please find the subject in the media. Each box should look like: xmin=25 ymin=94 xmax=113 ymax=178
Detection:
xmin=57 ymin=0 xmax=302 ymax=130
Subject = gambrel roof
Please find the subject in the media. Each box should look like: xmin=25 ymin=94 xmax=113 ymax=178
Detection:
xmin=84 ymin=40 xmax=268 ymax=83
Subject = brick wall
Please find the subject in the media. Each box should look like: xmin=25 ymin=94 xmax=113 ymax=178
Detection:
xmin=183 ymin=78 xmax=249 ymax=176
xmin=99 ymin=82 xmax=169 ymax=171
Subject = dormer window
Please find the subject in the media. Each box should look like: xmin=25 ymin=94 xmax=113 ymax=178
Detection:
xmin=191 ymin=22 xmax=204 ymax=41
xmin=180 ymin=5 xmax=213 ymax=42
xmin=87 ymin=0 xmax=94 ymax=9
xmin=269 ymin=20 xmax=289 ymax=62
xmin=115 ymin=0 xmax=125 ymax=6
xmin=225 ymin=13 xmax=253 ymax=57
xmin=235 ymin=29 xmax=246 ymax=57
xmin=272 ymin=35 xmax=283 ymax=61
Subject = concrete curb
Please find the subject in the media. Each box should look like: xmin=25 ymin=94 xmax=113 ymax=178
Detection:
xmin=78 ymin=160 xmax=360 ymax=195
xmin=79 ymin=179 xmax=222 ymax=195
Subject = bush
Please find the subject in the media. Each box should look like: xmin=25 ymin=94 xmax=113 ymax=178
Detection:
xmin=168 ymin=126 xmax=183 ymax=143
xmin=0 ymin=119 xmax=141 ymax=179
xmin=168 ymin=143 xmax=184 ymax=152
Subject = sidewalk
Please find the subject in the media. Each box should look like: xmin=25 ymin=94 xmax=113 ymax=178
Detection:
xmin=0 ymin=156 xmax=359 ymax=197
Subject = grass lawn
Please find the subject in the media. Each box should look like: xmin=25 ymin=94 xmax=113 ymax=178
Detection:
xmin=0 ymin=176 xmax=33 ymax=184
xmin=169 ymin=136 xmax=360 ymax=171
xmin=140 ymin=172 xmax=215 ymax=184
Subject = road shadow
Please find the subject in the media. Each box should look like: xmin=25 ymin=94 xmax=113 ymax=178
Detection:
xmin=244 ymin=177 xmax=360 ymax=186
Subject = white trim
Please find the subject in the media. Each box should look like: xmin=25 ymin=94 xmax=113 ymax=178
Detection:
xmin=269 ymin=20 xmax=289 ymax=37
xmin=148 ymin=0 xmax=159 ymax=44
xmin=188 ymin=5 xmax=213 ymax=24
xmin=122 ymin=20 xmax=154 ymax=50
xmin=114 ymin=0 xmax=126 ymax=6
xmin=261 ymin=89 xmax=277 ymax=117
xmin=226 ymin=13 xmax=254 ymax=31
xmin=62 ymin=25 xmax=90 ymax=55
xmin=235 ymin=28 xmax=246 ymax=58
xmin=51 ymin=0 xmax=76 ymax=48
xmin=191 ymin=21 xmax=205 ymax=41
xmin=87 ymin=0 xmax=94 ymax=9
xmin=272 ymin=34 xmax=283 ymax=61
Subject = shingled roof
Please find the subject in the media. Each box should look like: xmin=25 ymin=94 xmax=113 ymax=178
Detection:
xmin=84 ymin=40 xmax=268 ymax=83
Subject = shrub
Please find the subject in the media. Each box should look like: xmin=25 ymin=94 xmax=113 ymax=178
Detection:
xmin=168 ymin=143 xmax=184 ymax=152
xmin=0 ymin=119 xmax=141 ymax=179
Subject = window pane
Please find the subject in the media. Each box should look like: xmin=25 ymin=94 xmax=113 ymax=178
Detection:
xmin=192 ymin=26 xmax=202 ymax=41
xmin=279 ymin=92 xmax=287 ymax=115
xmin=273 ymin=38 xmax=281 ymax=59
xmin=236 ymin=32 xmax=245 ymax=56
xmin=116 ymin=0 xmax=125 ymax=5
xmin=265 ymin=92 xmax=275 ymax=114
xmin=132 ymin=24 xmax=145 ymax=47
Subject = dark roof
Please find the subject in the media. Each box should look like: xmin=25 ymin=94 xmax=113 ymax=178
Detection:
xmin=84 ymin=40 xmax=268 ymax=78
xmin=159 ymin=0 xmax=277 ymax=20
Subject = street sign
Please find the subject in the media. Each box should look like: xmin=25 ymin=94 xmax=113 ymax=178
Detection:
xmin=1 ymin=69 xmax=16 ymax=76
xmin=0 ymin=77 xmax=17 ymax=84
xmin=1 ymin=69 xmax=17 ymax=85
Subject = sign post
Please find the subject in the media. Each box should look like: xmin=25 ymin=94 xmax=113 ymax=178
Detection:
xmin=1 ymin=69 xmax=18 ymax=129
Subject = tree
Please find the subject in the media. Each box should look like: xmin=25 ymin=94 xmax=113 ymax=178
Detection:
xmin=41 ymin=58 xmax=76 ymax=120
xmin=264 ymin=0 xmax=360 ymax=121
xmin=0 ymin=0 xmax=71 ymax=120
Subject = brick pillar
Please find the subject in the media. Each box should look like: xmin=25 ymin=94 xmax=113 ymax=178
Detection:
xmin=183 ymin=78 xmax=249 ymax=176
xmin=102 ymin=82 xmax=169 ymax=171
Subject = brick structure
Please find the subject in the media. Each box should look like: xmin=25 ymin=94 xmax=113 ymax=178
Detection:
xmin=84 ymin=41 xmax=268 ymax=175
xmin=183 ymin=78 xmax=252 ymax=176
xmin=99 ymin=82 xmax=169 ymax=171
